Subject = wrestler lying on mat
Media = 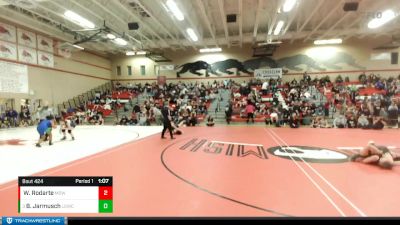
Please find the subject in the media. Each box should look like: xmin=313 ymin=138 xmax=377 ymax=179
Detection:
xmin=171 ymin=122 xmax=183 ymax=135
xmin=350 ymin=141 xmax=400 ymax=169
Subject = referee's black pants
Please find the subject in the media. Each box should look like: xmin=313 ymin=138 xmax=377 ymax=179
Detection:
xmin=162 ymin=121 xmax=174 ymax=139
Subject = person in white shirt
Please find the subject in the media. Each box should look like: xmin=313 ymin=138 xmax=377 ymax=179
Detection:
xmin=104 ymin=103 xmax=111 ymax=110
xmin=303 ymin=91 xmax=311 ymax=99
xmin=60 ymin=117 xmax=75 ymax=141
xmin=261 ymin=81 xmax=269 ymax=95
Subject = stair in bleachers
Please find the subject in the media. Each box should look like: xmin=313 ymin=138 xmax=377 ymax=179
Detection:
xmin=208 ymin=88 xmax=232 ymax=123
xmin=56 ymin=82 xmax=113 ymax=116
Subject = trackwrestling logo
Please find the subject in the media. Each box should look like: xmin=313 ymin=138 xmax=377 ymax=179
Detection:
xmin=1 ymin=217 xmax=64 ymax=225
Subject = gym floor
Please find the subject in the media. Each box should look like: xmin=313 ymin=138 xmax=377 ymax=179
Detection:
xmin=0 ymin=126 xmax=399 ymax=217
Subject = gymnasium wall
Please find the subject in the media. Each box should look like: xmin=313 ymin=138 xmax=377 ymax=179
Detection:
xmin=0 ymin=17 xmax=113 ymax=111
xmin=111 ymin=37 xmax=400 ymax=85
xmin=0 ymin=51 xmax=112 ymax=110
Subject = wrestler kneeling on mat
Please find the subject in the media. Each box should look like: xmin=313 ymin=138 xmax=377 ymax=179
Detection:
xmin=36 ymin=115 xmax=57 ymax=147
xmin=350 ymin=141 xmax=400 ymax=169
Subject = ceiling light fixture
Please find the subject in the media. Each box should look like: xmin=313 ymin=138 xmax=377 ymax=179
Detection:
xmin=165 ymin=0 xmax=184 ymax=21
xmin=368 ymin=9 xmax=397 ymax=29
xmin=72 ymin=44 xmax=84 ymax=50
xmin=283 ymin=0 xmax=297 ymax=12
xmin=64 ymin=10 xmax=95 ymax=29
xmin=113 ymin=38 xmax=128 ymax=46
xmin=186 ymin=28 xmax=198 ymax=42
xmin=136 ymin=51 xmax=147 ymax=55
xmin=257 ymin=41 xmax=282 ymax=46
xmin=106 ymin=33 xmax=116 ymax=40
xmin=274 ymin=20 xmax=285 ymax=35
xmin=199 ymin=47 xmax=222 ymax=53
xmin=314 ymin=38 xmax=343 ymax=45
xmin=126 ymin=51 xmax=135 ymax=56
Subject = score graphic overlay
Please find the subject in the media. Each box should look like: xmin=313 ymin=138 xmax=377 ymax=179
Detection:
xmin=18 ymin=177 xmax=113 ymax=213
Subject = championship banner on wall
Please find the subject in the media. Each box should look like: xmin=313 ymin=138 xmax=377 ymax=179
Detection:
xmin=254 ymin=68 xmax=283 ymax=79
xmin=38 ymin=50 xmax=54 ymax=67
xmin=17 ymin=28 xmax=37 ymax=48
xmin=160 ymin=65 xmax=174 ymax=71
xmin=37 ymin=35 xmax=54 ymax=53
xmin=18 ymin=45 xmax=37 ymax=64
xmin=0 ymin=22 xmax=17 ymax=43
xmin=0 ymin=40 xmax=17 ymax=60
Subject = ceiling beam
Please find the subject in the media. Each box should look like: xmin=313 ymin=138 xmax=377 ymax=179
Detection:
xmin=238 ymin=0 xmax=243 ymax=47
xmin=9 ymin=2 xmax=111 ymax=52
xmin=113 ymin=0 xmax=171 ymax=49
xmin=347 ymin=23 xmax=398 ymax=41
xmin=217 ymin=0 xmax=230 ymax=47
xmin=318 ymin=0 xmax=364 ymax=39
xmin=318 ymin=12 xmax=351 ymax=39
xmin=267 ymin=0 xmax=283 ymax=40
xmin=44 ymin=1 xmax=124 ymax=51
xmin=177 ymin=0 xmax=208 ymax=49
xmin=88 ymin=0 xmax=158 ymax=48
xmin=154 ymin=0 xmax=198 ymax=50
xmin=196 ymin=28 xmax=362 ymax=45
xmin=281 ymin=1 xmax=301 ymax=39
xmin=68 ymin=0 xmax=141 ymax=46
xmin=296 ymin=10 xmax=301 ymax=31
xmin=252 ymin=0 xmax=263 ymax=43
xmin=335 ymin=0 xmax=388 ymax=40
xmin=291 ymin=0 xmax=324 ymax=43
xmin=132 ymin=0 xmax=185 ymax=49
xmin=0 ymin=7 xmax=74 ymax=43
xmin=303 ymin=0 xmax=344 ymax=42
xmin=195 ymin=0 xmax=218 ymax=47
xmin=127 ymin=0 xmax=197 ymax=50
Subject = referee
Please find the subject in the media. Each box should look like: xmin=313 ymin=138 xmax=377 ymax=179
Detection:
xmin=161 ymin=104 xmax=175 ymax=139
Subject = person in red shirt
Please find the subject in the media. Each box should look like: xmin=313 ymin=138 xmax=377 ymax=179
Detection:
xmin=245 ymin=101 xmax=255 ymax=124
xmin=324 ymin=101 xmax=330 ymax=118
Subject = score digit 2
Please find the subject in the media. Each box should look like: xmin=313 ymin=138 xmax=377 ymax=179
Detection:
xmin=99 ymin=186 xmax=113 ymax=200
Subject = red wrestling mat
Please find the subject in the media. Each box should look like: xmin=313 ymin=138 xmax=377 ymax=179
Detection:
xmin=0 ymin=127 xmax=399 ymax=217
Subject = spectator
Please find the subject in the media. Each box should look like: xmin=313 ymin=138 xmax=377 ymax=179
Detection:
xmin=119 ymin=115 xmax=129 ymax=125
xmin=206 ymin=115 xmax=215 ymax=127
xmin=371 ymin=117 xmax=386 ymax=130
xmin=188 ymin=112 xmax=197 ymax=127
xmin=225 ymin=103 xmax=233 ymax=124
xmin=387 ymin=100 xmax=399 ymax=127
xmin=130 ymin=102 xmax=139 ymax=115
xmin=128 ymin=114 xmax=138 ymax=125
xmin=289 ymin=113 xmax=300 ymax=128
xmin=261 ymin=80 xmax=269 ymax=95
xmin=347 ymin=115 xmax=357 ymax=128
xmin=6 ymin=108 xmax=18 ymax=127
xmin=270 ymin=109 xmax=280 ymax=127
xmin=245 ymin=101 xmax=255 ymax=123
xmin=334 ymin=114 xmax=347 ymax=128
xmin=358 ymin=114 xmax=370 ymax=128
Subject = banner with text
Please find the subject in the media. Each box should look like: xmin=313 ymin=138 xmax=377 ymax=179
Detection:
xmin=254 ymin=68 xmax=282 ymax=79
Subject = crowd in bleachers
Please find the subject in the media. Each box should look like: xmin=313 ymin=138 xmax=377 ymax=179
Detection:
xmin=115 ymin=81 xmax=223 ymax=127
xmin=0 ymin=106 xmax=33 ymax=128
xmin=226 ymin=73 xmax=400 ymax=129
xmin=2 ymin=73 xmax=399 ymax=130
